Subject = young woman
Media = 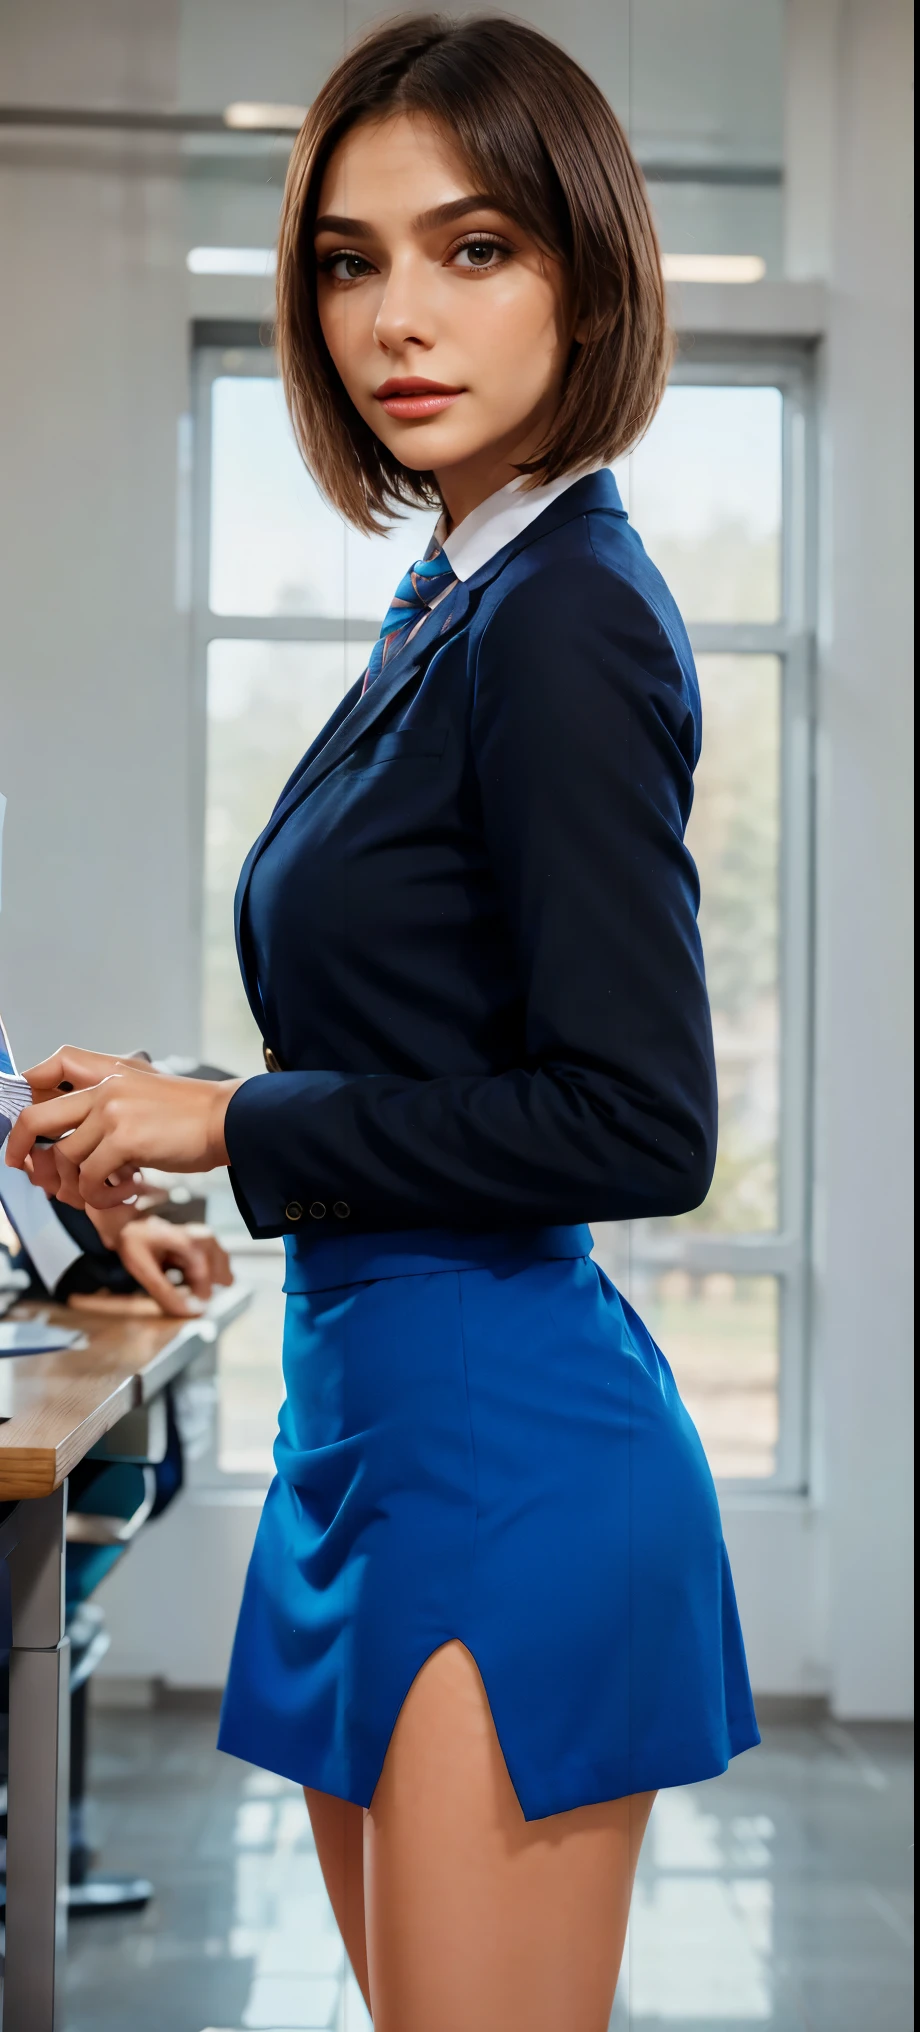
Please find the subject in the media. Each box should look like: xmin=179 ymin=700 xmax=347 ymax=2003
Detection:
xmin=9 ymin=16 xmax=759 ymax=2028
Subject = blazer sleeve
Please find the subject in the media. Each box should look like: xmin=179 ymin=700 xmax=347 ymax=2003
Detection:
xmin=224 ymin=552 xmax=718 ymax=1235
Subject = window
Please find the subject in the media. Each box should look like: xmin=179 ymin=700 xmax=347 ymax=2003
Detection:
xmin=192 ymin=335 xmax=814 ymax=1492
xmin=600 ymin=356 xmax=815 ymax=1489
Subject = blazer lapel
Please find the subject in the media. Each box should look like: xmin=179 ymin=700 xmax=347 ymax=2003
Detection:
xmin=233 ymin=582 xmax=475 ymax=1010
xmin=232 ymin=680 xmax=361 ymax=983
xmin=258 ymin=584 xmax=474 ymax=847
xmin=233 ymin=469 xmax=626 ymax=1011
xmin=246 ymin=468 xmax=624 ymax=875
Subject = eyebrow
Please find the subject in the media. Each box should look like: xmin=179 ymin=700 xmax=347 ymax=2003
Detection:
xmin=313 ymin=195 xmax=510 ymax=239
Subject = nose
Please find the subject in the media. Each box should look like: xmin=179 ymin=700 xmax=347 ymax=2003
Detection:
xmin=372 ymin=250 xmax=435 ymax=354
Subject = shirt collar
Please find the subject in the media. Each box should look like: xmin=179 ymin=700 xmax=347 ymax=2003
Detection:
xmin=436 ymin=466 xmax=604 ymax=583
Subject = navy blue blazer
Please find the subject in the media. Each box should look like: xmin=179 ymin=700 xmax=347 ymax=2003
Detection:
xmin=225 ymin=469 xmax=717 ymax=1237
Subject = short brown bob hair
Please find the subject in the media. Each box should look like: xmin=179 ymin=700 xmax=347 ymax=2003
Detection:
xmin=277 ymin=13 xmax=672 ymax=532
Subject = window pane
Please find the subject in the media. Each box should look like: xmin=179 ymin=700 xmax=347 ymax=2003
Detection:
xmin=595 ymin=649 xmax=783 ymax=1480
xmin=620 ymin=384 xmax=783 ymax=622
xmin=209 ymin=375 xmax=435 ymax=619
xmin=633 ymin=1270 xmax=780 ymax=1480
xmin=203 ymin=637 xmax=363 ymax=1080
xmin=690 ymin=655 xmax=781 ymax=1231
xmin=634 ymin=654 xmax=781 ymax=1239
xmin=209 ymin=376 xmax=342 ymax=615
xmin=218 ymin=1249 xmax=285 ymax=1476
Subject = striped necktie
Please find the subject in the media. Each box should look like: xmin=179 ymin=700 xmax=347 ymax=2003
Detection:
xmin=362 ymin=541 xmax=458 ymax=693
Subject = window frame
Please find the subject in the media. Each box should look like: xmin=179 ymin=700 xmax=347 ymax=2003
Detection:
xmin=190 ymin=327 xmax=817 ymax=1497
xmin=612 ymin=341 xmax=817 ymax=1495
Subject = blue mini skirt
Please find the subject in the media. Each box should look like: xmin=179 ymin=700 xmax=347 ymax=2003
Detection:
xmin=218 ymin=1225 xmax=759 ymax=1821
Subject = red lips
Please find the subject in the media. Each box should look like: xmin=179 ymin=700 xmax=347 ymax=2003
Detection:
xmin=375 ymin=377 xmax=464 ymax=419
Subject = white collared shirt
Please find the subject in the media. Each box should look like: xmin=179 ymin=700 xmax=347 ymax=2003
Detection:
xmin=436 ymin=468 xmax=603 ymax=583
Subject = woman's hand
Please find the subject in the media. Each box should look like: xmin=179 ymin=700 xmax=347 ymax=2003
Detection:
xmin=21 ymin=1045 xmax=160 ymax=1106
xmin=5 ymin=1048 xmax=242 ymax=1210
xmin=114 ymin=1215 xmax=234 ymax=1318
xmin=85 ymin=1201 xmax=144 ymax=1250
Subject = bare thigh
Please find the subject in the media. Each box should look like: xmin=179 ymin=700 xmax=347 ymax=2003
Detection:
xmin=303 ymin=1784 xmax=371 ymax=2013
xmin=364 ymin=1639 xmax=655 ymax=2032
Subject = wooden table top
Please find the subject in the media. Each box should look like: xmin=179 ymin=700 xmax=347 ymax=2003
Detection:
xmin=0 ymin=1285 xmax=247 ymax=1501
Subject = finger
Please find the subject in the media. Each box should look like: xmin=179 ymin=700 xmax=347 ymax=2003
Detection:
xmin=152 ymin=1228 xmax=213 ymax=1299
xmin=71 ymin=1148 xmax=141 ymax=1207
xmin=71 ymin=1097 xmax=155 ymax=1195
xmin=23 ymin=1046 xmax=122 ymax=1100
xmin=177 ymin=1238 xmax=214 ymax=1300
xmin=43 ymin=1120 xmax=109 ymax=1173
xmin=51 ymin=1107 xmax=142 ymax=1180
xmin=19 ymin=1145 xmax=62 ymax=1195
xmin=53 ymin=1147 xmax=89 ymax=1210
xmin=41 ymin=1068 xmax=169 ymax=1183
xmin=79 ymin=1165 xmax=145 ymax=1210
xmin=178 ymin=1226 xmax=234 ymax=1288
xmin=5 ymin=1090 xmax=95 ymax=1167
xmin=120 ymin=1236 xmax=200 ymax=1317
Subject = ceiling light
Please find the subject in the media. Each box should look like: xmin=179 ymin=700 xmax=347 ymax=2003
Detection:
xmin=223 ymin=101 xmax=306 ymax=131
xmin=186 ymin=247 xmax=276 ymax=276
xmin=662 ymin=254 xmax=766 ymax=284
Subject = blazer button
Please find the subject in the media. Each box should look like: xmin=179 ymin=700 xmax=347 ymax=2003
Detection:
xmin=309 ymin=1201 xmax=327 ymax=1220
xmin=286 ymin=1200 xmax=303 ymax=1221
xmin=333 ymin=1201 xmax=351 ymax=1219
xmin=263 ymin=1044 xmax=282 ymax=1073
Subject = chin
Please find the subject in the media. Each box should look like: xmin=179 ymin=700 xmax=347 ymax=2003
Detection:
xmin=378 ymin=421 xmax=484 ymax=474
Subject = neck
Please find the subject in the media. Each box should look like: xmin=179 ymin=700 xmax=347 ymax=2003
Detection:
xmin=435 ymin=453 xmax=522 ymax=532
xmin=434 ymin=403 xmax=559 ymax=530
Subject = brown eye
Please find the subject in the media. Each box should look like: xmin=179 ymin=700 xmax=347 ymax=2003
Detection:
xmin=325 ymin=251 xmax=373 ymax=282
xmin=455 ymin=240 xmax=500 ymax=269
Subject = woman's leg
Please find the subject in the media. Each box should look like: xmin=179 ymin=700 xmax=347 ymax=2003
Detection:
xmin=364 ymin=1640 xmax=655 ymax=2032
xmin=303 ymin=1784 xmax=372 ymax=2012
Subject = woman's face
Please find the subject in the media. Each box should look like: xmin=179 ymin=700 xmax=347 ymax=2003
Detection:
xmin=314 ymin=113 xmax=576 ymax=523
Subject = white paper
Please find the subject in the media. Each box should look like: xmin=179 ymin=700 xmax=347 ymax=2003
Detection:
xmin=0 ymin=1005 xmax=33 ymax=1144
xmin=0 ymin=1163 xmax=84 ymax=1293
xmin=0 ymin=1320 xmax=82 ymax=1355
xmin=0 ymin=1072 xmax=31 ymax=1145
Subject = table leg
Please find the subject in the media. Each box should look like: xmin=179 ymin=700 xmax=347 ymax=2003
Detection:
xmin=2 ymin=1484 xmax=70 ymax=2032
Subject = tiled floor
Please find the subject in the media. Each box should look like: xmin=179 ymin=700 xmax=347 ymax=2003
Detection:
xmin=53 ymin=1703 xmax=911 ymax=2031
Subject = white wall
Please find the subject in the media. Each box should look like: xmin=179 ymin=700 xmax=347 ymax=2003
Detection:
xmin=0 ymin=2 xmax=196 ymax=1063
xmin=0 ymin=0 xmax=913 ymax=1717
xmin=811 ymin=0 xmax=914 ymax=1717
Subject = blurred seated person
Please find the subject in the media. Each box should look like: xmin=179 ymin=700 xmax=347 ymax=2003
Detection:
xmin=1 ymin=1054 xmax=233 ymax=1315
xmin=41 ymin=1195 xmax=231 ymax=1316
xmin=1 ymin=1179 xmax=232 ymax=1315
